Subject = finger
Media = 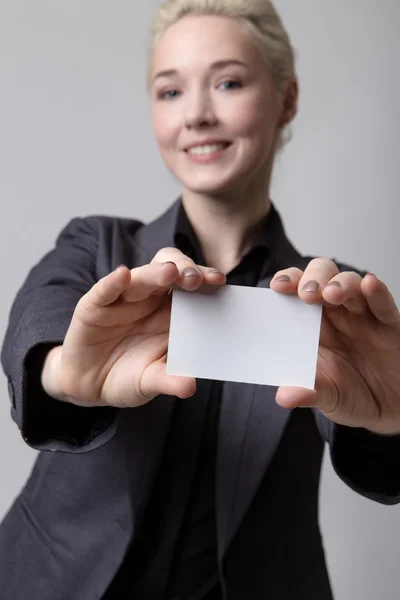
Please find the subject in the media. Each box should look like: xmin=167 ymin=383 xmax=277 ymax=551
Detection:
xmin=121 ymin=262 xmax=180 ymax=302
xmin=152 ymin=247 xmax=226 ymax=290
xmin=298 ymin=258 xmax=339 ymax=304
xmin=322 ymin=271 xmax=368 ymax=315
xmin=77 ymin=264 xmax=176 ymax=328
xmin=77 ymin=279 xmax=171 ymax=331
xmin=361 ymin=274 xmax=400 ymax=327
xmin=152 ymin=246 xmax=195 ymax=265
xmin=270 ymin=267 xmax=304 ymax=293
xmin=81 ymin=265 xmax=133 ymax=309
xmin=176 ymin=264 xmax=226 ymax=291
xmin=140 ymin=354 xmax=197 ymax=400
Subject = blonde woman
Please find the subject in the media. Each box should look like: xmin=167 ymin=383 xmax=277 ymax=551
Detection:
xmin=1 ymin=1 xmax=400 ymax=599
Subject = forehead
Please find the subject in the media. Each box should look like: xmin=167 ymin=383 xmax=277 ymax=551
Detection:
xmin=151 ymin=14 xmax=262 ymax=75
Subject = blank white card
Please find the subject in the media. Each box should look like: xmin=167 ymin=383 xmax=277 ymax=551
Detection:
xmin=166 ymin=284 xmax=322 ymax=389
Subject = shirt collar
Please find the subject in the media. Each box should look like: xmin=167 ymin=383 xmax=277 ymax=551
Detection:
xmin=174 ymin=198 xmax=281 ymax=265
xmin=135 ymin=195 xmax=299 ymax=280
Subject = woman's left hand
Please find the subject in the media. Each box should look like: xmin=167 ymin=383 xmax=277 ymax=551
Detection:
xmin=270 ymin=258 xmax=400 ymax=435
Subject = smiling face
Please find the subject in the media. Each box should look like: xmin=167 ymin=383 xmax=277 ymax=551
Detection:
xmin=150 ymin=14 xmax=287 ymax=198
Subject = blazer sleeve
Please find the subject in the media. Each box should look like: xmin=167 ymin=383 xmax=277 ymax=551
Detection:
xmin=1 ymin=217 xmax=119 ymax=453
xmin=313 ymin=410 xmax=400 ymax=505
xmin=309 ymin=258 xmax=400 ymax=505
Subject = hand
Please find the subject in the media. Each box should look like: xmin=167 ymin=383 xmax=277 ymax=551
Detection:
xmin=270 ymin=258 xmax=400 ymax=435
xmin=45 ymin=249 xmax=226 ymax=408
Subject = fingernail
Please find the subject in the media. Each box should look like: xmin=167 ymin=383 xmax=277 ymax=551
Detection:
xmin=184 ymin=390 xmax=196 ymax=399
xmin=163 ymin=261 xmax=177 ymax=267
xmin=302 ymin=280 xmax=320 ymax=292
xmin=326 ymin=281 xmax=341 ymax=288
xmin=182 ymin=267 xmax=201 ymax=277
xmin=115 ymin=264 xmax=127 ymax=271
xmin=274 ymin=274 xmax=291 ymax=283
xmin=209 ymin=269 xmax=225 ymax=276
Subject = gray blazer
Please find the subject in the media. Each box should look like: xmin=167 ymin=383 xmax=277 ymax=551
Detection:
xmin=1 ymin=200 xmax=399 ymax=599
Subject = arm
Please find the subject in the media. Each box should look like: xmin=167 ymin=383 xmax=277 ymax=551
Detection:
xmin=1 ymin=217 xmax=119 ymax=453
xmin=313 ymin=410 xmax=400 ymax=505
xmin=271 ymin=257 xmax=400 ymax=506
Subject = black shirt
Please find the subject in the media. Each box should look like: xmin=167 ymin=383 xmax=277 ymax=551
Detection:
xmin=104 ymin=203 xmax=274 ymax=599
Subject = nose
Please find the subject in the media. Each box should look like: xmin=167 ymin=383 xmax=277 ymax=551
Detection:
xmin=183 ymin=88 xmax=218 ymax=129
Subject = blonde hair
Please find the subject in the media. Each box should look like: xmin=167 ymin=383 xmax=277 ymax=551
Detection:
xmin=148 ymin=0 xmax=297 ymax=151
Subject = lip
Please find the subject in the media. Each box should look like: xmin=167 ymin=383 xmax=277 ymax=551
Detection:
xmin=183 ymin=139 xmax=231 ymax=152
xmin=184 ymin=141 xmax=232 ymax=164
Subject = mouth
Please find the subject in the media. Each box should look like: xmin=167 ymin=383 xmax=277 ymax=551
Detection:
xmin=184 ymin=141 xmax=231 ymax=156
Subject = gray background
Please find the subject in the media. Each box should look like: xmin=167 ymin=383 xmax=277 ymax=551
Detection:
xmin=0 ymin=1 xmax=399 ymax=598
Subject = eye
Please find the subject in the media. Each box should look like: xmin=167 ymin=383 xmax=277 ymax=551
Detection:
xmin=218 ymin=80 xmax=243 ymax=91
xmin=159 ymin=89 xmax=181 ymax=100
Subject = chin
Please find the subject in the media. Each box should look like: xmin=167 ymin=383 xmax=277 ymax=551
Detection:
xmin=180 ymin=173 xmax=243 ymax=196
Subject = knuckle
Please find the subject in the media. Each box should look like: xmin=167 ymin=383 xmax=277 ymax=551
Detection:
xmin=75 ymin=295 xmax=90 ymax=317
xmin=288 ymin=267 xmax=304 ymax=277
xmin=152 ymin=248 xmax=197 ymax=273
xmin=90 ymin=274 xmax=108 ymax=297
xmin=152 ymin=247 xmax=179 ymax=263
xmin=59 ymin=367 xmax=83 ymax=399
xmin=203 ymin=265 xmax=221 ymax=273
xmin=274 ymin=267 xmax=302 ymax=277
xmin=132 ymin=264 xmax=149 ymax=279
xmin=348 ymin=270 xmax=363 ymax=281
xmin=336 ymin=271 xmax=363 ymax=286
xmin=345 ymin=301 xmax=366 ymax=315
xmin=307 ymin=257 xmax=338 ymax=272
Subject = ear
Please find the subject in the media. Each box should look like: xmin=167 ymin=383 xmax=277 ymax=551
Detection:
xmin=278 ymin=79 xmax=299 ymax=127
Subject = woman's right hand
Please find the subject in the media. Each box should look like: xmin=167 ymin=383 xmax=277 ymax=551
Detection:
xmin=41 ymin=248 xmax=226 ymax=408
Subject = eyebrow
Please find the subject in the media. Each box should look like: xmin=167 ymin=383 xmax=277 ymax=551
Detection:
xmin=151 ymin=59 xmax=248 ymax=84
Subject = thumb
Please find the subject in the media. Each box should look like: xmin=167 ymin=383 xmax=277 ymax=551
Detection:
xmin=141 ymin=358 xmax=197 ymax=400
xmin=276 ymin=380 xmax=337 ymax=414
xmin=276 ymin=386 xmax=319 ymax=409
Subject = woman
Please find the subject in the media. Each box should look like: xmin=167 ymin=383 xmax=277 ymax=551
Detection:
xmin=1 ymin=0 xmax=400 ymax=598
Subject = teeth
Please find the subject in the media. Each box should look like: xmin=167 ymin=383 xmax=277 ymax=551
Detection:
xmin=188 ymin=143 xmax=227 ymax=156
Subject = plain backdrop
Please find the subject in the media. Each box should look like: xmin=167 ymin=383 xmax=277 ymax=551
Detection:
xmin=0 ymin=1 xmax=399 ymax=598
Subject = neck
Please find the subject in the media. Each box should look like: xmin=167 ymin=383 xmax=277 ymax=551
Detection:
xmin=182 ymin=185 xmax=271 ymax=274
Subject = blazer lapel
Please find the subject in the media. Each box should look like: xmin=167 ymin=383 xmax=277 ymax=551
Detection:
xmin=118 ymin=203 xmax=182 ymax=528
xmin=133 ymin=199 xmax=182 ymax=263
xmin=216 ymin=381 xmax=292 ymax=558
xmin=216 ymin=224 xmax=310 ymax=559
xmin=129 ymin=200 xmax=311 ymax=559
xmin=120 ymin=395 xmax=177 ymax=529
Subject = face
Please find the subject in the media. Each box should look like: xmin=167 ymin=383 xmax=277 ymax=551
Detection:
xmin=150 ymin=14 xmax=286 ymax=197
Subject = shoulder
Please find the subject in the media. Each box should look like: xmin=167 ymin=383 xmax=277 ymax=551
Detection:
xmin=52 ymin=214 xmax=151 ymax=275
xmin=55 ymin=214 xmax=145 ymax=245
